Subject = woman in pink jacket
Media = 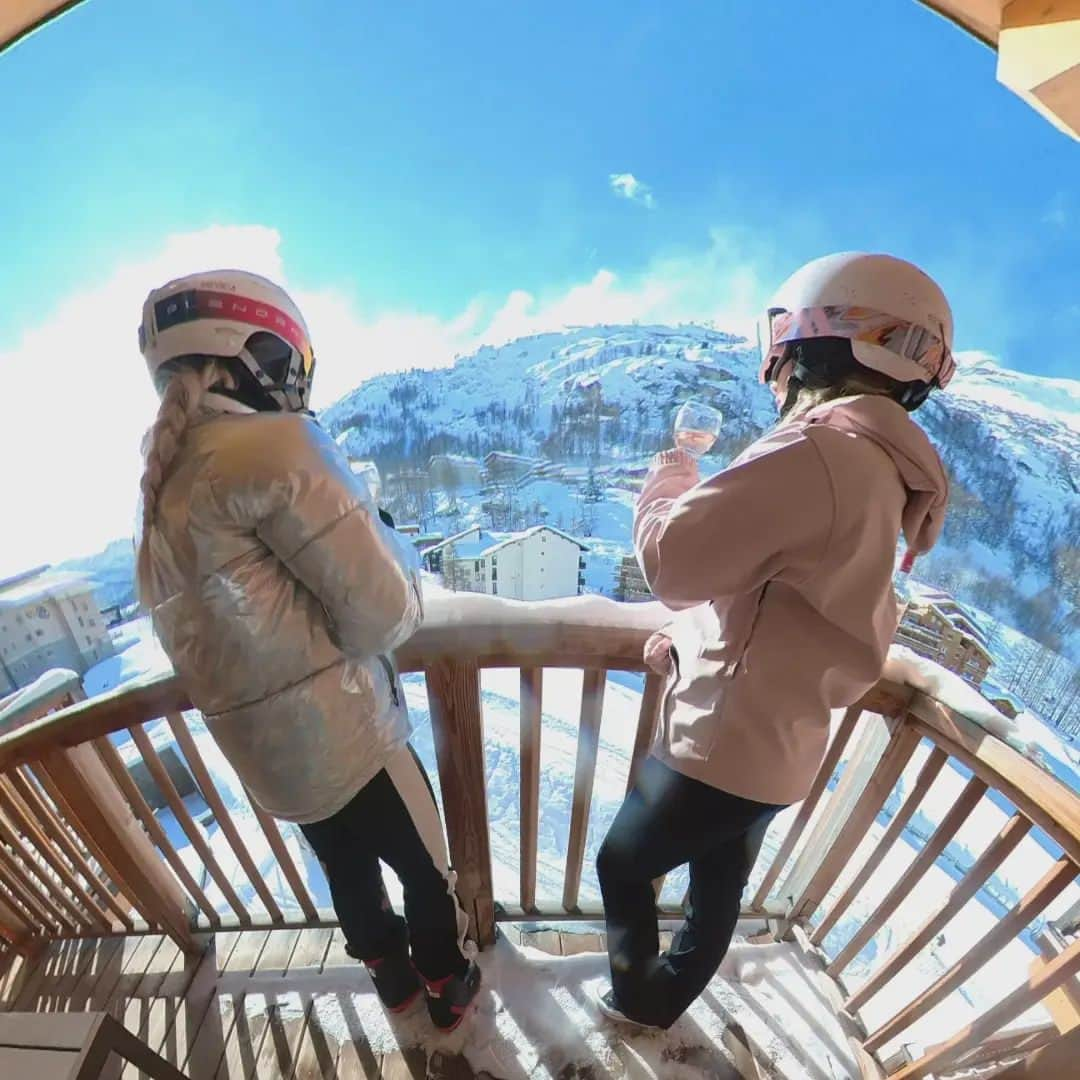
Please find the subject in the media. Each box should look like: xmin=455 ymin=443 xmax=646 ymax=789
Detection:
xmin=595 ymin=252 xmax=954 ymax=1029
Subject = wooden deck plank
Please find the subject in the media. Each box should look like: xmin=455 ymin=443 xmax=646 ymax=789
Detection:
xmin=287 ymin=1003 xmax=341 ymax=1080
xmin=116 ymin=936 xmax=184 ymax=1056
xmin=154 ymin=932 xmax=240 ymax=1074
xmin=15 ymin=937 xmax=96 ymax=1010
xmin=103 ymin=934 xmax=167 ymax=1015
xmin=60 ymin=935 xmax=125 ymax=1012
xmin=213 ymin=930 xmax=300 ymax=1079
xmin=183 ymin=930 xmax=268 ymax=1080
xmin=205 ymin=930 xmax=333 ymax=1079
xmin=321 ymin=928 xmax=352 ymax=971
xmin=117 ymin=938 xmax=204 ymax=1078
xmin=251 ymin=991 xmax=313 ymax=1080
xmin=334 ymin=1023 xmax=383 ymax=1079
xmin=254 ymin=927 xmax=303 ymax=978
xmin=287 ymin=927 xmax=332 ymax=974
xmin=0 ymin=946 xmax=31 ymax=1007
xmin=86 ymin=933 xmax=164 ymax=1013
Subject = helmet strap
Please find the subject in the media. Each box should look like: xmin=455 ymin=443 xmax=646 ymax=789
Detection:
xmin=893 ymin=380 xmax=933 ymax=411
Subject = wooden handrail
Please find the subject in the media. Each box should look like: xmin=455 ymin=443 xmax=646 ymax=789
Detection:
xmin=0 ymin=594 xmax=667 ymax=773
xmin=906 ymin=693 xmax=1080 ymax=865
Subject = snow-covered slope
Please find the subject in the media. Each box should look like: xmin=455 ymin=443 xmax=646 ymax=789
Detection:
xmin=321 ymin=324 xmax=774 ymax=464
xmin=321 ymin=324 xmax=1079 ymax=658
xmin=58 ymin=537 xmax=136 ymax=610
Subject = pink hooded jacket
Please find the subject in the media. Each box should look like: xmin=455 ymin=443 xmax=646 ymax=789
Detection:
xmin=634 ymin=395 xmax=949 ymax=805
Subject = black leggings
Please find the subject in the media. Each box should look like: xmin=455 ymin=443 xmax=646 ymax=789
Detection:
xmin=597 ymin=756 xmax=782 ymax=1028
xmin=299 ymin=744 xmax=469 ymax=981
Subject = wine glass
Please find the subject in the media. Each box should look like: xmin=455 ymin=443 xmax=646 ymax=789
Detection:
xmin=351 ymin=460 xmax=381 ymax=502
xmin=673 ymin=400 xmax=723 ymax=457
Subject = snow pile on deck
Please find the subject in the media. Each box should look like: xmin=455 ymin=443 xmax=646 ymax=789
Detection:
xmin=240 ymin=932 xmax=859 ymax=1079
xmin=885 ymin=644 xmax=1034 ymax=755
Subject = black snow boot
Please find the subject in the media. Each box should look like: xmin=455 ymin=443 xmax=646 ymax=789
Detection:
xmin=422 ymin=961 xmax=482 ymax=1031
xmin=351 ymin=946 xmax=422 ymax=1013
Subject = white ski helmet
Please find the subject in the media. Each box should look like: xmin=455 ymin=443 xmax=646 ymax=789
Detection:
xmin=139 ymin=269 xmax=315 ymax=412
xmin=758 ymin=252 xmax=955 ymax=406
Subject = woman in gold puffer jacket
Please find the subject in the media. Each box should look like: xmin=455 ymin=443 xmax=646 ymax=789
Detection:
xmin=135 ymin=269 xmax=479 ymax=1029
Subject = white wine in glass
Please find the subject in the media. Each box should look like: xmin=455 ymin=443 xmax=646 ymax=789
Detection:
xmin=673 ymin=401 xmax=723 ymax=457
xmin=351 ymin=460 xmax=382 ymax=502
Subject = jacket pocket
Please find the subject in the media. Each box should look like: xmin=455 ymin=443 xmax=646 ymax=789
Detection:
xmin=697 ymin=584 xmax=768 ymax=676
xmin=663 ymin=586 xmax=768 ymax=762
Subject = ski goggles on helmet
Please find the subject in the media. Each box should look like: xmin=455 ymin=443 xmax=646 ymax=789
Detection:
xmin=757 ymin=304 xmax=955 ymax=388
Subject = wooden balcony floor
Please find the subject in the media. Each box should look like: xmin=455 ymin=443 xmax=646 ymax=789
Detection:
xmin=0 ymin=925 xmax=867 ymax=1079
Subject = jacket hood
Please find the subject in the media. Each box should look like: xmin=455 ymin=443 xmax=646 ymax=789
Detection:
xmin=803 ymin=395 xmax=949 ymax=555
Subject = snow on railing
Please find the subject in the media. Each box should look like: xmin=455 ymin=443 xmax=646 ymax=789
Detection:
xmin=0 ymin=592 xmax=1076 ymax=1079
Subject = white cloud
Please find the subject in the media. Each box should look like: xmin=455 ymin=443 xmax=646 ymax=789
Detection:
xmin=609 ymin=172 xmax=656 ymax=209
xmin=1 ymin=222 xmax=769 ymax=576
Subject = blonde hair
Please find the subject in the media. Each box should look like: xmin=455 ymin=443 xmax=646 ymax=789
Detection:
xmin=779 ymin=370 xmax=897 ymax=427
xmin=136 ymin=360 xmax=235 ymax=607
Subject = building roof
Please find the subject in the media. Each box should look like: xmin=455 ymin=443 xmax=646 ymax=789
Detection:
xmin=0 ymin=565 xmax=50 ymax=593
xmin=483 ymin=451 xmax=544 ymax=467
xmin=428 ymin=454 xmax=482 ymax=466
xmin=426 ymin=524 xmax=589 ymax=559
xmin=909 ymin=582 xmax=991 ymax=648
xmin=0 ymin=569 xmax=96 ymax=610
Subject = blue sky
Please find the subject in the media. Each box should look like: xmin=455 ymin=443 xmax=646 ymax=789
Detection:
xmin=0 ymin=0 xmax=1077 ymax=569
xmin=4 ymin=0 xmax=1078 ymax=370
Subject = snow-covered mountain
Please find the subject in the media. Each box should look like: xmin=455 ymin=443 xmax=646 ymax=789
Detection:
xmin=59 ymin=537 xmax=135 ymax=610
xmin=321 ymin=323 xmax=1079 ymax=658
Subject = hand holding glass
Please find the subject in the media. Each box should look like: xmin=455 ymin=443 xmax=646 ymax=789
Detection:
xmin=351 ymin=460 xmax=382 ymax=502
xmin=673 ymin=401 xmax=723 ymax=456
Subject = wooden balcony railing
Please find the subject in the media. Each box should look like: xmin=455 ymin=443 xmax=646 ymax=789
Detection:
xmin=0 ymin=593 xmax=1076 ymax=1078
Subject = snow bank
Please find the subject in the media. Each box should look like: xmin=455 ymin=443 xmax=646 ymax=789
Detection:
xmin=884 ymin=645 xmax=1036 ymax=757
xmin=236 ymin=932 xmax=859 ymax=1079
xmin=0 ymin=668 xmax=81 ymax=734
xmin=83 ymin=615 xmax=172 ymax=697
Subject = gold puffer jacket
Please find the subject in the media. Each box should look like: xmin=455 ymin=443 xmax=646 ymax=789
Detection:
xmin=142 ymin=407 xmax=423 ymax=823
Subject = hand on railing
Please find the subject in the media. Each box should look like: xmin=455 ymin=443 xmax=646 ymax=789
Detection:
xmin=643 ymin=629 xmax=674 ymax=675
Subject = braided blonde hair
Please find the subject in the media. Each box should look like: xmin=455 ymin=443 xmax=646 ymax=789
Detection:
xmin=136 ymin=360 xmax=235 ymax=607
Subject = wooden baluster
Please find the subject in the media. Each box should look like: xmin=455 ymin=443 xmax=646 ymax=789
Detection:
xmin=0 ymin=892 xmax=35 ymax=955
xmin=626 ymin=673 xmax=663 ymax=796
xmin=6 ymin=767 xmax=134 ymax=930
xmin=519 ymin=668 xmax=542 ymax=914
xmin=164 ymin=713 xmax=285 ymax=923
xmin=425 ymin=660 xmax=496 ymax=947
xmin=889 ymin=935 xmax=1080 ymax=1080
xmin=563 ymin=669 xmax=606 ymax=913
xmin=128 ymin=723 xmax=251 ymax=925
xmin=243 ymin=795 xmax=319 ymax=922
xmin=864 ymin=857 xmax=1077 ymax=1054
xmin=752 ymin=706 xmax=862 ymax=911
xmin=846 ymin=812 xmax=1031 ymax=1013
xmin=33 ymin=746 xmax=198 ymax=953
xmin=91 ymin=736 xmax=221 ymax=928
xmin=0 ymin=811 xmax=94 ymax=935
xmin=811 ymin=746 xmax=949 ymax=946
xmin=788 ymin=721 xmax=922 ymax=921
xmin=826 ymin=774 xmax=987 ymax=975
xmin=0 ymin=856 xmax=59 ymax=934
xmin=0 ymin=780 xmax=114 ymax=933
